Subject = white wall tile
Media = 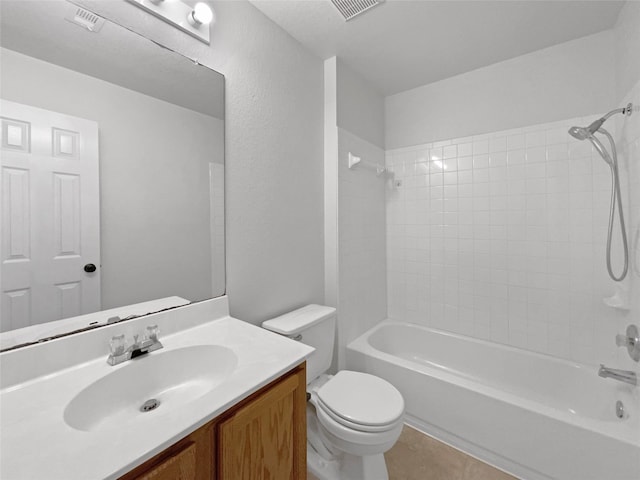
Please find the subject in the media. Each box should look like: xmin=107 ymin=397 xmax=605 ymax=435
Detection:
xmin=385 ymin=100 xmax=640 ymax=366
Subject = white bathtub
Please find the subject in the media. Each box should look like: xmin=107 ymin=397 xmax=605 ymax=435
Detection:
xmin=347 ymin=321 xmax=640 ymax=480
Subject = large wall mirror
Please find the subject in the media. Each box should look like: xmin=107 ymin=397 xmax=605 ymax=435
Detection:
xmin=0 ymin=1 xmax=225 ymax=350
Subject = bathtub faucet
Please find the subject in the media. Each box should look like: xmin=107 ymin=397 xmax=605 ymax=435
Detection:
xmin=598 ymin=364 xmax=637 ymax=386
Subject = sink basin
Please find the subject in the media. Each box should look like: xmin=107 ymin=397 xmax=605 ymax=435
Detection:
xmin=64 ymin=345 xmax=237 ymax=432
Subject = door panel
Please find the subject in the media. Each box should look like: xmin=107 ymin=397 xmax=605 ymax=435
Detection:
xmin=1 ymin=100 xmax=100 ymax=331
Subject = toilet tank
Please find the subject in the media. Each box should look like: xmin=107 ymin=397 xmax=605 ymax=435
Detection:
xmin=262 ymin=305 xmax=336 ymax=385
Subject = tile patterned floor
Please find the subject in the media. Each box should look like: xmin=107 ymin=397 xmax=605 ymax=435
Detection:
xmin=309 ymin=425 xmax=517 ymax=480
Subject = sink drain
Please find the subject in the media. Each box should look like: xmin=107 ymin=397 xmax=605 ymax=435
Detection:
xmin=140 ymin=398 xmax=160 ymax=412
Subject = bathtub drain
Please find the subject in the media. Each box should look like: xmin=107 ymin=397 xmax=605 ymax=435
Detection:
xmin=616 ymin=400 xmax=624 ymax=419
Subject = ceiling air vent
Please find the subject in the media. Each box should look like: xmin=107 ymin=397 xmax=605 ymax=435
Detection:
xmin=330 ymin=0 xmax=384 ymax=21
xmin=65 ymin=5 xmax=106 ymax=32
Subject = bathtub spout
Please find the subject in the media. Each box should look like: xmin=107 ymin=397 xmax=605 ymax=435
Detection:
xmin=598 ymin=364 xmax=637 ymax=386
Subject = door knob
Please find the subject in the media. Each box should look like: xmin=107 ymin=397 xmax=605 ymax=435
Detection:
xmin=84 ymin=263 xmax=97 ymax=273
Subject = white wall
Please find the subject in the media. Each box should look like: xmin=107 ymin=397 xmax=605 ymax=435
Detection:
xmin=336 ymin=59 xmax=385 ymax=148
xmin=325 ymin=58 xmax=387 ymax=368
xmin=614 ymin=1 xmax=640 ymax=101
xmin=77 ymin=0 xmax=326 ymax=324
xmin=385 ymin=31 xmax=616 ymax=149
xmin=337 ymin=129 xmax=387 ymax=366
xmin=210 ymin=163 xmax=226 ymax=297
xmin=1 ymin=47 xmax=219 ymax=309
xmin=325 ymin=58 xmax=339 ymax=311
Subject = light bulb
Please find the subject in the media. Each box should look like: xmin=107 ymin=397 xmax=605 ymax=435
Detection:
xmin=189 ymin=3 xmax=213 ymax=26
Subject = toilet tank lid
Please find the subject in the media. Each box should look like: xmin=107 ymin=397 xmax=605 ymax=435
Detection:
xmin=262 ymin=304 xmax=336 ymax=335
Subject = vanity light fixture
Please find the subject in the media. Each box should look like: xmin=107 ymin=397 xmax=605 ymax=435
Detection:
xmin=127 ymin=0 xmax=214 ymax=44
xmin=188 ymin=3 xmax=214 ymax=26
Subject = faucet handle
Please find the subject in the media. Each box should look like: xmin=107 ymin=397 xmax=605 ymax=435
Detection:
xmin=616 ymin=334 xmax=630 ymax=347
xmin=146 ymin=325 xmax=159 ymax=342
xmin=617 ymin=325 xmax=640 ymax=362
xmin=109 ymin=334 xmax=126 ymax=356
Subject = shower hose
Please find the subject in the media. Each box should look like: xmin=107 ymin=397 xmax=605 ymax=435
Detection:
xmin=597 ymin=128 xmax=629 ymax=282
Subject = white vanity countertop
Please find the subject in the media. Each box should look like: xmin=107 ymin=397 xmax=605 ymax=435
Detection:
xmin=0 ymin=314 xmax=313 ymax=480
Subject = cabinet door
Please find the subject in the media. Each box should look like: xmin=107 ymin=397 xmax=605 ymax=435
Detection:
xmin=120 ymin=422 xmax=215 ymax=480
xmin=137 ymin=442 xmax=197 ymax=480
xmin=217 ymin=365 xmax=306 ymax=480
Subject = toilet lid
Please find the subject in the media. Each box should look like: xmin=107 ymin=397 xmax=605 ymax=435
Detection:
xmin=316 ymin=371 xmax=404 ymax=428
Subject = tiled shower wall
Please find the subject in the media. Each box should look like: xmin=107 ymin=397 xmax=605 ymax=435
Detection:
xmin=386 ymin=96 xmax=639 ymax=366
xmin=618 ymin=81 xmax=640 ymax=373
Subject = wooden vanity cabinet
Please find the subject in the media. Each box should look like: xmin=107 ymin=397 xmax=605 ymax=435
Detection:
xmin=120 ymin=363 xmax=306 ymax=480
xmin=119 ymin=422 xmax=215 ymax=480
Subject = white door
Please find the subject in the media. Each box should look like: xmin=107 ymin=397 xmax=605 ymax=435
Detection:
xmin=1 ymin=100 xmax=100 ymax=332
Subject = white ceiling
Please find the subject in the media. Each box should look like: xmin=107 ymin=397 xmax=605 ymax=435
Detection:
xmin=250 ymin=0 xmax=625 ymax=96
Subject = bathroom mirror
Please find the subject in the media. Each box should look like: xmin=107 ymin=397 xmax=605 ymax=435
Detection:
xmin=0 ymin=0 xmax=225 ymax=350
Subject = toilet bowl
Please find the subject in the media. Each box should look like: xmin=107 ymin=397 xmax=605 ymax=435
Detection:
xmin=262 ymin=305 xmax=404 ymax=480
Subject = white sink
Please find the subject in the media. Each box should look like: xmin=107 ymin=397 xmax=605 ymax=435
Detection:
xmin=64 ymin=345 xmax=237 ymax=432
xmin=1 ymin=300 xmax=314 ymax=480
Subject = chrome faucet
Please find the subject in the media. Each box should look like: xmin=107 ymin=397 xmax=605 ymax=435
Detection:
xmin=598 ymin=364 xmax=637 ymax=386
xmin=107 ymin=325 xmax=163 ymax=366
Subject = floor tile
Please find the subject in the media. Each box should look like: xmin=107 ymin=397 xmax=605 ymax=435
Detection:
xmin=462 ymin=456 xmax=517 ymax=480
xmin=308 ymin=425 xmax=517 ymax=480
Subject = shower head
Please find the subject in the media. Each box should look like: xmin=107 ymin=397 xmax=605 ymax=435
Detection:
xmin=568 ymin=126 xmax=590 ymax=140
xmin=568 ymin=103 xmax=633 ymax=141
xmin=568 ymin=125 xmax=615 ymax=166
xmin=568 ymin=117 xmax=609 ymax=140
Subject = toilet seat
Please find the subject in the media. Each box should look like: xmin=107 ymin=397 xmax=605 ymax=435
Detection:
xmin=314 ymin=400 xmax=404 ymax=452
xmin=315 ymin=371 xmax=404 ymax=433
xmin=316 ymin=399 xmax=400 ymax=433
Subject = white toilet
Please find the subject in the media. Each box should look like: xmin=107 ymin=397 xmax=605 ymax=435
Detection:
xmin=262 ymin=305 xmax=404 ymax=480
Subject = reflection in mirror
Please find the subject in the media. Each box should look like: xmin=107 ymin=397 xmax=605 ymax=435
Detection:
xmin=0 ymin=0 xmax=225 ymax=350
